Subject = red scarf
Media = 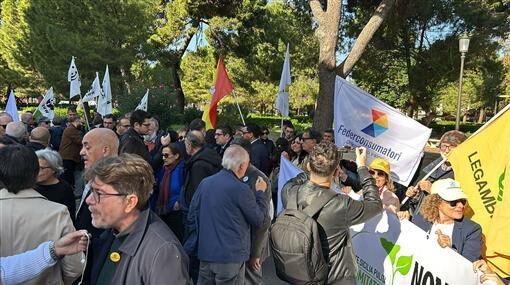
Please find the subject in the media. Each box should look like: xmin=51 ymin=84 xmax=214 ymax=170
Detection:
xmin=156 ymin=162 xmax=177 ymax=215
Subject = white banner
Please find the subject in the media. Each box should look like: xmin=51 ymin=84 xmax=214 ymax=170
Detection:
xmin=277 ymin=156 xmax=301 ymax=214
xmin=276 ymin=43 xmax=291 ymax=118
xmin=136 ymin=89 xmax=149 ymax=111
xmin=82 ymin=72 xmax=102 ymax=102
xmin=333 ymin=76 xmax=431 ymax=186
xmin=351 ymin=212 xmax=479 ymax=285
xmin=37 ymin=87 xmax=55 ymax=120
xmin=67 ymin=56 xmax=81 ymax=99
xmin=98 ymin=65 xmax=113 ymax=116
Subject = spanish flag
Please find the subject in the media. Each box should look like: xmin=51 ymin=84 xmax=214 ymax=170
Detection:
xmin=202 ymin=56 xmax=233 ymax=130
xmin=449 ymin=104 xmax=510 ymax=277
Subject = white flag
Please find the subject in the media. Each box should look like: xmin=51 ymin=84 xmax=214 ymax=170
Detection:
xmin=4 ymin=89 xmax=19 ymax=122
xmin=82 ymin=72 xmax=102 ymax=102
xmin=97 ymin=65 xmax=113 ymax=116
xmin=136 ymin=89 xmax=149 ymax=111
xmin=67 ymin=56 xmax=81 ymax=99
xmin=277 ymin=155 xmax=302 ymax=214
xmin=37 ymin=87 xmax=56 ymax=120
xmin=275 ymin=43 xmax=291 ymax=117
xmin=333 ymin=76 xmax=431 ymax=186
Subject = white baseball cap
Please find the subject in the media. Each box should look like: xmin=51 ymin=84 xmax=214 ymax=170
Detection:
xmin=430 ymin=179 xmax=467 ymax=201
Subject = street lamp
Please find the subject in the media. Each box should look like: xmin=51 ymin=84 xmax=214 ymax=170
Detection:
xmin=455 ymin=32 xmax=470 ymax=130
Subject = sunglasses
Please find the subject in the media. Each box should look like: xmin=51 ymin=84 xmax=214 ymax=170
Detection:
xmin=444 ymin=199 xmax=467 ymax=207
xmin=369 ymin=169 xmax=386 ymax=177
xmin=262 ymin=132 xmax=269 ymax=135
xmin=162 ymin=153 xmax=172 ymax=158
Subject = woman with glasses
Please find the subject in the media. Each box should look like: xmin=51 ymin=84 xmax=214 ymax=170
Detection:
xmin=150 ymin=142 xmax=185 ymax=241
xmin=412 ymin=178 xmax=482 ymax=262
xmin=35 ymin=149 xmax=76 ymax=222
xmin=368 ymin=158 xmax=400 ymax=213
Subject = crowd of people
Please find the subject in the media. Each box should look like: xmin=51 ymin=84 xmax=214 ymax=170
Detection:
xmin=0 ymin=108 xmax=508 ymax=285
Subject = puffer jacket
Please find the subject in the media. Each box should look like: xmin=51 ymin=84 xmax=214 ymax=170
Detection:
xmin=281 ymin=167 xmax=383 ymax=284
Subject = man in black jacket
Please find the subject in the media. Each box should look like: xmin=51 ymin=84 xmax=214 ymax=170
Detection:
xmin=282 ymin=144 xmax=382 ymax=285
xmin=242 ymin=124 xmax=270 ymax=175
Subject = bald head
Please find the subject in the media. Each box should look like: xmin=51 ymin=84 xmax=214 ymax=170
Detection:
xmin=30 ymin=127 xmax=50 ymax=146
xmin=80 ymin=128 xmax=119 ymax=169
xmin=6 ymin=122 xmax=27 ymax=140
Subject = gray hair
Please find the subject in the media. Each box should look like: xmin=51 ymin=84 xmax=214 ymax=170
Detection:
xmin=6 ymin=122 xmax=27 ymax=139
xmin=186 ymin=130 xmax=205 ymax=149
xmin=36 ymin=149 xmax=64 ymax=175
xmin=222 ymin=145 xmax=249 ymax=171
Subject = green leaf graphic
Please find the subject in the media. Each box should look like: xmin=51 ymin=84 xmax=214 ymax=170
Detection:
xmin=380 ymin=238 xmax=400 ymax=265
xmin=395 ymin=255 xmax=413 ymax=275
xmin=498 ymin=167 xmax=506 ymax=202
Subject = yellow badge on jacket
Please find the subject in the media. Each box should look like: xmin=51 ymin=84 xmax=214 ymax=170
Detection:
xmin=110 ymin=251 xmax=121 ymax=263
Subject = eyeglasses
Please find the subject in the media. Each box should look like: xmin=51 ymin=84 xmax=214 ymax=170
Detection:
xmin=262 ymin=132 xmax=269 ymax=135
xmin=162 ymin=153 xmax=172 ymax=158
xmin=444 ymin=198 xmax=467 ymax=207
xmin=242 ymin=131 xmax=251 ymax=134
xmin=39 ymin=166 xmax=52 ymax=170
xmin=292 ymin=140 xmax=302 ymax=145
xmin=440 ymin=144 xmax=455 ymax=151
xmin=91 ymin=189 xmax=127 ymax=203
xmin=369 ymin=169 xmax=386 ymax=177
xmin=214 ymin=133 xmax=224 ymax=137
xmin=302 ymin=137 xmax=314 ymax=141
xmin=142 ymin=123 xmax=151 ymax=127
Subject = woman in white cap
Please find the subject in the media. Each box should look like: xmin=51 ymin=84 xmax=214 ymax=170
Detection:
xmin=412 ymin=178 xmax=482 ymax=262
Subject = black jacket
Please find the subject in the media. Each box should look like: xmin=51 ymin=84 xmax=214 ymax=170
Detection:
xmin=282 ymin=167 xmax=383 ymax=284
xmin=250 ymin=139 xmax=270 ymax=175
xmin=182 ymin=147 xmax=222 ymax=207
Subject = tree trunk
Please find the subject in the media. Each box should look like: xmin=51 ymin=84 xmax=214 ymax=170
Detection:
xmin=310 ymin=0 xmax=341 ymax=131
xmin=119 ymin=67 xmax=132 ymax=96
xmin=311 ymin=0 xmax=396 ymax=131
xmin=172 ymin=62 xmax=185 ymax=113
xmin=477 ymin=107 xmax=485 ymax=123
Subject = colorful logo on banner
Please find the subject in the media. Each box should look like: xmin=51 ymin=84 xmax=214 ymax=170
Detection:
xmin=361 ymin=109 xmax=388 ymax=137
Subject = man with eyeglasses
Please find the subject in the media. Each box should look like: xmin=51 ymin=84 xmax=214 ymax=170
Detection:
xmin=214 ymin=125 xmax=233 ymax=158
xmin=412 ymin=178 xmax=481 ymax=262
xmin=405 ymin=130 xmax=468 ymax=215
xmin=86 ymin=154 xmax=191 ymax=284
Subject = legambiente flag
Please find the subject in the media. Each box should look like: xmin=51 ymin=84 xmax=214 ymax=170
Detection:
xmin=67 ymin=56 xmax=81 ymax=99
xmin=333 ymin=76 xmax=431 ymax=186
xmin=449 ymin=103 xmax=510 ymax=277
xmin=37 ymin=87 xmax=56 ymax=120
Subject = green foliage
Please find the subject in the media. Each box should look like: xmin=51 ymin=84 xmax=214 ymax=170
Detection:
xmin=429 ymin=120 xmax=483 ymax=137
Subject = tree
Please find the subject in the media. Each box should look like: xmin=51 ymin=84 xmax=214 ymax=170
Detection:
xmin=0 ymin=0 xmax=158 ymax=102
xmin=308 ymin=0 xmax=397 ymax=130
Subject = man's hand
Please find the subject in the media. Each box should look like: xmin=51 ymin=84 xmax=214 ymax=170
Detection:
xmin=405 ymin=186 xmax=420 ymax=199
xmin=355 ymin=147 xmax=367 ymax=168
xmin=249 ymin=257 xmax=262 ymax=271
xmin=173 ymin=201 xmax=180 ymax=211
xmin=341 ymin=186 xmax=353 ymax=195
xmin=54 ymin=230 xmax=89 ymax=257
xmin=435 ymin=229 xmax=452 ymax=248
xmin=417 ymin=180 xmax=432 ymax=194
xmin=255 ymin=177 xmax=267 ymax=192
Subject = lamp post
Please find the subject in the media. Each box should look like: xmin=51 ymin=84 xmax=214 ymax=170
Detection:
xmin=455 ymin=32 xmax=470 ymax=130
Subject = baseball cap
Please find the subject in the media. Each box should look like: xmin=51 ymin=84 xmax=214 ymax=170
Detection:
xmin=430 ymin=179 xmax=467 ymax=201
xmin=369 ymin=158 xmax=390 ymax=176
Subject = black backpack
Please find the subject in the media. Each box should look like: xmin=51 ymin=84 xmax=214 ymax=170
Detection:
xmin=270 ymin=186 xmax=337 ymax=285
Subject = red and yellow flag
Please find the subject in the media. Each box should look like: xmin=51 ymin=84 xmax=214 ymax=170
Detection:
xmin=449 ymin=104 xmax=510 ymax=277
xmin=202 ymin=56 xmax=233 ymax=129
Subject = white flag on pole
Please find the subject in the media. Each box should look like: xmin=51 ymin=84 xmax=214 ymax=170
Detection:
xmin=67 ymin=56 xmax=81 ymax=99
xmin=97 ymin=65 xmax=113 ymax=116
xmin=275 ymin=43 xmax=291 ymax=118
xmin=136 ymin=89 xmax=149 ymax=111
xmin=5 ymin=89 xmax=19 ymax=122
xmin=333 ymin=76 xmax=431 ymax=186
xmin=37 ymin=87 xmax=56 ymax=120
xmin=82 ymin=72 xmax=102 ymax=102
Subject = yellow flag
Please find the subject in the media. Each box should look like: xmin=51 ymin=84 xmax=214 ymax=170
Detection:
xmin=202 ymin=103 xmax=213 ymax=130
xmin=449 ymin=104 xmax=510 ymax=277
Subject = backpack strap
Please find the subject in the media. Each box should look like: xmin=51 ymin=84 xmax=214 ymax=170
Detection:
xmin=286 ymin=184 xmax=300 ymax=210
xmin=302 ymin=190 xmax=337 ymax=218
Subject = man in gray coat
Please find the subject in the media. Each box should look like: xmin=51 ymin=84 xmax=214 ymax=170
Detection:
xmin=86 ymin=153 xmax=191 ymax=285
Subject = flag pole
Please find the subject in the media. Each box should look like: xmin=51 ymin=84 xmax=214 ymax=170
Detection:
xmin=77 ymin=95 xmax=91 ymax=131
xmin=232 ymin=90 xmax=246 ymax=125
xmin=280 ymin=115 xmax=284 ymax=137
xmin=400 ymin=156 xmax=447 ymax=207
